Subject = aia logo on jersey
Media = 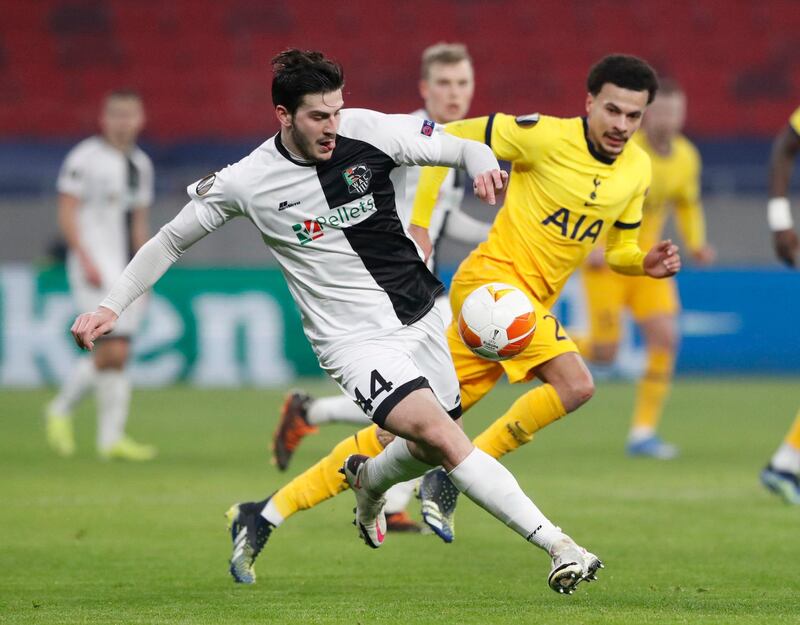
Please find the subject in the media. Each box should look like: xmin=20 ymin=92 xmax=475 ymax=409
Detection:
xmin=342 ymin=164 xmax=372 ymax=195
xmin=420 ymin=119 xmax=435 ymax=136
xmin=541 ymin=207 xmax=604 ymax=243
xmin=292 ymin=220 xmax=324 ymax=245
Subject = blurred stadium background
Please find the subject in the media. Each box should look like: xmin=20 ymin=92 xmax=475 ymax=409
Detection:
xmin=2 ymin=0 xmax=800 ymax=387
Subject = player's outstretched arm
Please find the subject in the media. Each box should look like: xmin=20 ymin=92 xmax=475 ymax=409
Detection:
xmin=767 ymin=125 xmax=800 ymax=267
xmin=71 ymin=202 xmax=210 ymax=350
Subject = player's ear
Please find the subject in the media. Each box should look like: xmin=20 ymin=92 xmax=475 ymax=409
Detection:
xmin=275 ymin=105 xmax=292 ymax=129
xmin=585 ymin=93 xmax=594 ymax=115
xmin=418 ymin=79 xmax=429 ymax=102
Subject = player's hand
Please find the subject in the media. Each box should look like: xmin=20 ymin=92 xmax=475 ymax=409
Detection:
xmin=586 ymin=247 xmax=605 ymax=269
xmin=690 ymin=244 xmax=716 ymax=266
xmin=472 ymin=169 xmax=508 ymax=206
xmin=408 ymin=224 xmax=433 ymax=262
xmin=773 ymin=229 xmax=799 ymax=267
xmin=644 ymin=239 xmax=681 ymax=278
xmin=79 ymin=253 xmax=103 ymax=288
xmin=71 ymin=306 xmax=118 ymax=351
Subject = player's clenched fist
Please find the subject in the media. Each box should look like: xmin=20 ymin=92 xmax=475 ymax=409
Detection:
xmin=472 ymin=169 xmax=508 ymax=205
xmin=644 ymin=239 xmax=681 ymax=278
xmin=71 ymin=306 xmax=118 ymax=351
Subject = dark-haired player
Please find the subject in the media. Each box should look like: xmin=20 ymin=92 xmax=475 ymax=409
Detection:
xmin=70 ymin=49 xmax=601 ymax=594
xmin=760 ymin=105 xmax=800 ymax=504
xmin=580 ymin=79 xmax=714 ymax=460
xmin=230 ymin=55 xmax=680 ymax=551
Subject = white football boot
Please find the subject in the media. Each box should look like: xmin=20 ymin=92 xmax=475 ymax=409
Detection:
xmin=340 ymin=454 xmax=387 ymax=548
xmin=547 ymin=535 xmax=604 ymax=595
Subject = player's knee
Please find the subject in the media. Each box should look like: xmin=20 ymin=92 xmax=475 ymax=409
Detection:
xmin=561 ymin=374 xmax=595 ymax=412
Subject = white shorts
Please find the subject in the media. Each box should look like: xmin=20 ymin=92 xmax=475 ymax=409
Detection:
xmin=67 ymin=256 xmax=146 ymax=338
xmin=319 ymin=306 xmax=462 ymax=427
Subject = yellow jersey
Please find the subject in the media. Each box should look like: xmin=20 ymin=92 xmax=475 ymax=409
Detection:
xmin=633 ymin=132 xmax=706 ymax=252
xmin=790 ymin=106 xmax=800 ymax=135
xmin=412 ymin=113 xmax=652 ymax=304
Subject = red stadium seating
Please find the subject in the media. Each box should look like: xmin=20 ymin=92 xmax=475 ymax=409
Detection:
xmin=1 ymin=0 xmax=798 ymax=140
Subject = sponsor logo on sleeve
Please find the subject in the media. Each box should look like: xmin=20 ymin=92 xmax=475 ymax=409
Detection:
xmin=515 ymin=113 xmax=540 ymax=127
xmin=421 ymin=119 xmax=435 ymax=136
xmin=342 ymin=164 xmax=372 ymax=194
xmin=195 ymin=173 xmax=216 ymax=196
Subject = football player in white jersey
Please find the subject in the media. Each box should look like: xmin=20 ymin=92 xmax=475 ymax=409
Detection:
xmin=71 ymin=50 xmax=600 ymax=593
xmin=47 ymin=90 xmax=156 ymax=461
xmin=270 ymin=43 xmax=492 ymax=533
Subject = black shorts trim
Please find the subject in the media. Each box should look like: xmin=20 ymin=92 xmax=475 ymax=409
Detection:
xmin=447 ymin=404 xmax=463 ymax=420
xmin=372 ymin=376 xmax=430 ymax=427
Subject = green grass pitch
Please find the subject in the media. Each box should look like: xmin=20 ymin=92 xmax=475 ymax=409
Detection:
xmin=1 ymin=379 xmax=799 ymax=624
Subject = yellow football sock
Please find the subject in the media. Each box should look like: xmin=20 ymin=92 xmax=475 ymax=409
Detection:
xmin=472 ymin=384 xmax=566 ymax=459
xmin=631 ymin=347 xmax=674 ymax=433
xmin=784 ymin=411 xmax=800 ymax=450
xmin=272 ymin=424 xmax=384 ymax=519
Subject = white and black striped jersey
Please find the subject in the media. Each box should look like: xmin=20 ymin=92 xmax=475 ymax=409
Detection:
xmin=187 ymin=108 xmax=459 ymax=357
xmin=57 ymin=136 xmax=154 ymax=286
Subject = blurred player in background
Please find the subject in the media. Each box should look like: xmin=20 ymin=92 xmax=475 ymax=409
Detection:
xmin=271 ymin=43 xmax=490 ymax=532
xmin=46 ymin=90 xmax=156 ymax=461
xmin=578 ymin=79 xmax=715 ymax=459
xmin=760 ymin=105 xmax=800 ymax=503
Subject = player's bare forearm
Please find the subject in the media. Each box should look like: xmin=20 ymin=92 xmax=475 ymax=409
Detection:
xmin=407 ymin=224 xmax=432 ymax=262
xmin=131 ymin=205 xmax=150 ymax=252
xmin=58 ymin=192 xmax=102 ymax=286
xmin=772 ymin=230 xmax=799 ymax=267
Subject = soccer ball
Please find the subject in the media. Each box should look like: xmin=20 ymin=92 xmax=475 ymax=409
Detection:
xmin=457 ymin=283 xmax=536 ymax=361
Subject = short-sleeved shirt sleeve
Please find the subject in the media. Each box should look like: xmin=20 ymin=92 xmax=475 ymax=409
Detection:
xmin=486 ymin=112 xmax=553 ymax=164
xmin=56 ymin=146 xmax=88 ymax=198
xmin=186 ymin=163 xmax=246 ymax=232
xmin=614 ymin=153 xmax=652 ymax=229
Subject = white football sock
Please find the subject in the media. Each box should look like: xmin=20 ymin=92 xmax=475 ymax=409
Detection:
xmin=362 ymin=438 xmax=429 ymax=495
xmin=384 ymin=479 xmax=419 ymax=515
xmin=771 ymin=442 xmax=800 ymax=474
xmin=95 ymin=369 xmax=131 ymax=451
xmin=49 ymin=356 xmax=96 ymax=416
xmin=306 ymin=395 xmax=371 ymax=426
xmin=260 ymin=498 xmax=284 ymax=527
xmin=448 ymin=447 xmax=564 ymax=553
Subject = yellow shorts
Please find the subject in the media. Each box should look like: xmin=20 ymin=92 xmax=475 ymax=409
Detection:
xmin=448 ymin=255 xmax=578 ymax=412
xmin=581 ymin=266 xmax=679 ymax=345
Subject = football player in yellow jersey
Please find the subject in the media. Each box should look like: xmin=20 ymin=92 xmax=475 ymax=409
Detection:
xmin=235 ymin=55 xmax=680 ymax=562
xmin=579 ymin=79 xmax=715 ymax=460
xmin=760 ymin=104 xmax=800 ymax=504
